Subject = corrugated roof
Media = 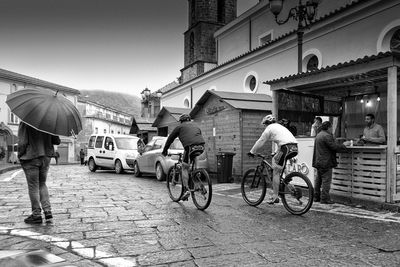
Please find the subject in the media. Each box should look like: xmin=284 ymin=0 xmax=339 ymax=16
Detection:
xmin=0 ymin=68 xmax=80 ymax=95
xmin=190 ymin=90 xmax=272 ymax=117
xmin=152 ymin=107 xmax=191 ymax=127
xmin=264 ymin=51 xmax=396 ymax=85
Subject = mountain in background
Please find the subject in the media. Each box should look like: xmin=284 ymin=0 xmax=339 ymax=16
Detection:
xmin=80 ymin=89 xmax=142 ymax=116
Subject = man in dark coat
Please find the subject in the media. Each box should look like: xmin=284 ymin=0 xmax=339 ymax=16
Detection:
xmin=312 ymin=121 xmax=347 ymax=204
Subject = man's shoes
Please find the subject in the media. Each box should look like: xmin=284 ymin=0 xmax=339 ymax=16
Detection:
xmin=181 ymin=191 xmax=191 ymax=201
xmin=24 ymin=214 xmax=42 ymax=224
xmin=44 ymin=211 xmax=53 ymax=223
xmin=266 ymin=197 xmax=279 ymax=205
xmin=320 ymin=200 xmax=334 ymax=204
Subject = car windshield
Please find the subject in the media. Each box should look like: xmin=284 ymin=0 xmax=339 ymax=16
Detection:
xmin=170 ymin=139 xmax=184 ymax=150
xmin=115 ymin=138 xmax=138 ymax=150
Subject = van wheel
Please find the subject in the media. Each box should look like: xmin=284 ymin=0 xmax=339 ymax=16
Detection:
xmin=88 ymin=158 xmax=97 ymax=172
xmin=133 ymin=161 xmax=141 ymax=177
xmin=155 ymin=162 xmax=166 ymax=181
xmin=115 ymin=159 xmax=124 ymax=174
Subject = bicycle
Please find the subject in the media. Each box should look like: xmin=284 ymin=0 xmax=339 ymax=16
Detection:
xmin=166 ymin=149 xmax=212 ymax=210
xmin=241 ymin=153 xmax=314 ymax=215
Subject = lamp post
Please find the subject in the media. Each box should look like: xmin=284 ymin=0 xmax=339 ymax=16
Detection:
xmin=270 ymin=0 xmax=321 ymax=73
xmin=140 ymin=88 xmax=162 ymax=118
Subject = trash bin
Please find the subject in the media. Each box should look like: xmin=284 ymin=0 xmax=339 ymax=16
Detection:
xmin=216 ymin=152 xmax=235 ymax=183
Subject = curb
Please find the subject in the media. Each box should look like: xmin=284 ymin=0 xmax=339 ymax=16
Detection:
xmin=0 ymin=165 xmax=21 ymax=175
xmin=332 ymin=194 xmax=400 ymax=213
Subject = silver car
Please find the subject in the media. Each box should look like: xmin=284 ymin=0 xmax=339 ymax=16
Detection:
xmin=133 ymin=136 xmax=183 ymax=181
xmin=133 ymin=136 xmax=209 ymax=181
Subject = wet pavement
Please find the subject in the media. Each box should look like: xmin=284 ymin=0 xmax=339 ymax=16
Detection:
xmin=1 ymin=164 xmax=400 ymax=266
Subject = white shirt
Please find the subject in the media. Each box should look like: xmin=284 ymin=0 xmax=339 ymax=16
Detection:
xmin=250 ymin=123 xmax=297 ymax=154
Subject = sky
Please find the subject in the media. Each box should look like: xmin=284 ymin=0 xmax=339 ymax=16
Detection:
xmin=0 ymin=0 xmax=258 ymax=97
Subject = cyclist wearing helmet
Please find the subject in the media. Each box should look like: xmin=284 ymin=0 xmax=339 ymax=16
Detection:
xmin=248 ymin=114 xmax=298 ymax=204
xmin=162 ymin=113 xmax=205 ymax=201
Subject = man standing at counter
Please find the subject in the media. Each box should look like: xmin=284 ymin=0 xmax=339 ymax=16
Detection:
xmin=361 ymin=114 xmax=386 ymax=145
xmin=312 ymin=121 xmax=347 ymax=204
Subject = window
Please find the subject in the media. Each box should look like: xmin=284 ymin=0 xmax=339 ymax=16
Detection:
xmin=88 ymin=136 xmax=96 ymax=149
xmin=244 ymin=72 xmax=259 ymax=93
xmin=184 ymin=98 xmax=190 ymax=108
xmin=104 ymin=129 xmax=107 ymax=134
xmin=105 ymin=137 xmax=114 ymax=150
xmin=95 ymin=127 xmax=98 ymax=134
xmin=95 ymin=136 xmax=104 ymax=148
xmin=111 ymin=130 xmax=114 ymax=134
xmin=390 ymin=29 xmax=400 ymax=51
xmin=217 ymin=0 xmax=225 ymax=23
xmin=189 ymin=32 xmax=195 ymax=62
xmin=259 ymin=31 xmax=273 ymax=45
xmin=306 ymin=55 xmax=319 ymax=71
xmin=153 ymin=139 xmax=164 ymax=150
xmin=9 ymin=112 xmax=19 ymax=124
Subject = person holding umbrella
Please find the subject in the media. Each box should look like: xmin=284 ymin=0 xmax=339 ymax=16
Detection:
xmin=7 ymin=88 xmax=82 ymax=224
xmin=18 ymin=122 xmax=61 ymax=224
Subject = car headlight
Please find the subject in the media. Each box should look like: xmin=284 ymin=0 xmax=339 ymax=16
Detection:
xmin=126 ymin=152 xmax=137 ymax=158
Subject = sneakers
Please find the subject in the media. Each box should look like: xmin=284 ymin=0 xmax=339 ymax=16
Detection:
xmin=180 ymin=190 xmax=191 ymax=201
xmin=266 ymin=197 xmax=279 ymax=205
xmin=44 ymin=211 xmax=53 ymax=223
xmin=24 ymin=214 xmax=42 ymax=224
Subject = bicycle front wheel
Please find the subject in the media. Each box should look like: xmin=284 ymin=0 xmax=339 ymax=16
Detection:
xmin=191 ymin=169 xmax=212 ymax=210
xmin=167 ymin=166 xmax=183 ymax=202
xmin=280 ymin=172 xmax=314 ymax=215
xmin=241 ymin=168 xmax=267 ymax=206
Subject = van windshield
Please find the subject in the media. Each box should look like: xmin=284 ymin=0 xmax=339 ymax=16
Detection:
xmin=115 ymin=138 xmax=138 ymax=150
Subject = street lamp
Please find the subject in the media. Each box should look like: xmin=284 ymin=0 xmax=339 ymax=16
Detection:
xmin=270 ymin=0 xmax=321 ymax=73
xmin=140 ymin=88 xmax=162 ymax=118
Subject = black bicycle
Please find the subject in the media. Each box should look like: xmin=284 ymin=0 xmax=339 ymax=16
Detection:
xmin=166 ymin=151 xmax=212 ymax=210
xmin=241 ymin=153 xmax=314 ymax=215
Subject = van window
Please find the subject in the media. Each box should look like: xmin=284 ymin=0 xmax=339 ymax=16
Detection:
xmin=88 ymin=136 xmax=96 ymax=149
xmin=95 ymin=136 xmax=104 ymax=148
xmin=115 ymin=137 xmax=138 ymax=150
xmin=105 ymin=137 xmax=114 ymax=150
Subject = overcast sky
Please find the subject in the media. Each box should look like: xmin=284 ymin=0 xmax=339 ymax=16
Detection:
xmin=0 ymin=0 xmax=258 ymax=97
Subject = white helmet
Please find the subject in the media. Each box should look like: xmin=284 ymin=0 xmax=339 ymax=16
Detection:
xmin=261 ymin=114 xmax=276 ymax=125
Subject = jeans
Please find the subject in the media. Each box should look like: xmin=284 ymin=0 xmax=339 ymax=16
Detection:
xmin=21 ymin=156 xmax=51 ymax=215
xmin=314 ymin=168 xmax=333 ymax=201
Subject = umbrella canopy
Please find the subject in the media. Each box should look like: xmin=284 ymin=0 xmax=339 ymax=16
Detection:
xmin=6 ymin=88 xmax=82 ymax=137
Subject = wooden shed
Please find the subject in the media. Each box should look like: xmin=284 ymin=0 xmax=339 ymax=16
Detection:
xmin=152 ymin=107 xmax=191 ymax=136
xmin=190 ymin=90 xmax=273 ymax=181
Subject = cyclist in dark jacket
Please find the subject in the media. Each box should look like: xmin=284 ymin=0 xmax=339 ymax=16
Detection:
xmin=162 ymin=114 xmax=205 ymax=201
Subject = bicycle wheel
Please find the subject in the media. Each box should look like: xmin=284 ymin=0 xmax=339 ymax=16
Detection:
xmin=167 ymin=166 xmax=184 ymax=202
xmin=191 ymin=169 xmax=212 ymax=210
xmin=241 ymin=168 xmax=269 ymax=206
xmin=280 ymin=172 xmax=314 ymax=215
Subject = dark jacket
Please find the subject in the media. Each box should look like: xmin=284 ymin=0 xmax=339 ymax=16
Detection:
xmin=312 ymin=130 xmax=347 ymax=169
xmin=162 ymin=121 xmax=205 ymax=154
xmin=18 ymin=122 xmax=61 ymax=160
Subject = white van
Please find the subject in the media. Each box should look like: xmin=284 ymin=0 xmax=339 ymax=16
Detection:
xmin=86 ymin=134 xmax=141 ymax=174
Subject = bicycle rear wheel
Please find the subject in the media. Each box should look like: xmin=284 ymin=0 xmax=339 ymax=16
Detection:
xmin=280 ymin=172 xmax=314 ymax=215
xmin=241 ymin=168 xmax=269 ymax=206
xmin=167 ymin=166 xmax=183 ymax=202
xmin=191 ymin=169 xmax=212 ymax=210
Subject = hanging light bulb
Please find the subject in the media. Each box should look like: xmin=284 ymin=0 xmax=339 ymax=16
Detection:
xmin=360 ymin=98 xmax=364 ymax=103
xmin=377 ymin=95 xmax=381 ymax=102
xmin=366 ymin=99 xmax=372 ymax=107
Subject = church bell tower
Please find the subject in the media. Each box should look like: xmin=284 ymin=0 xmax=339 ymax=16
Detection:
xmin=181 ymin=0 xmax=237 ymax=83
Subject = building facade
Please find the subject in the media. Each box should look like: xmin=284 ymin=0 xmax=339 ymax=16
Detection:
xmin=0 ymin=68 xmax=80 ymax=164
xmin=76 ymin=97 xmax=133 ymax=159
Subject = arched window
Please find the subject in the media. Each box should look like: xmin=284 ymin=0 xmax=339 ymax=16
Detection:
xmin=189 ymin=32 xmax=194 ymax=62
xmin=306 ymin=55 xmax=319 ymax=71
xmin=390 ymin=29 xmax=400 ymax=51
xmin=184 ymin=98 xmax=190 ymax=108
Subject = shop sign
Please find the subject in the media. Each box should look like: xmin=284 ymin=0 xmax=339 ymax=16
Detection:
xmin=206 ymin=106 xmax=225 ymax=115
xmin=285 ymin=158 xmax=310 ymax=175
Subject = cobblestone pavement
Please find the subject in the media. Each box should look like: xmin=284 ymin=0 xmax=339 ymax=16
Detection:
xmin=1 ymin=165 xmax=400 ymax=266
